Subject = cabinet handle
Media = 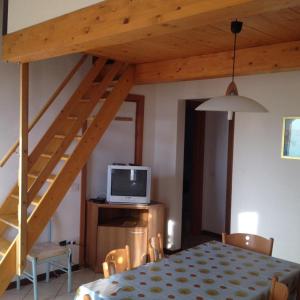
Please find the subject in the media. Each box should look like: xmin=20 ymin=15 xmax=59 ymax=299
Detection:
xmin=130 ymin=231 xmax=145 ymax=234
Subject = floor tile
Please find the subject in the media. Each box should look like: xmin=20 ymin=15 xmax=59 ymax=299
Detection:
xmin=53 ymin=292 xmax=75 ymax=300
xmin=24 ymin=279 xmax=64 ymax=300
xmin=0 ymin=269 xmax=99 ymax=299
xmin=56 ymin=269 xmax=100 ymax=297
xmin=0 ymin=284 xmax=32 ymax=300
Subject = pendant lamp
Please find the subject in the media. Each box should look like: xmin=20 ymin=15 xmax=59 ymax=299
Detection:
xmin=196 ymin=20 xmax=268 ymax=120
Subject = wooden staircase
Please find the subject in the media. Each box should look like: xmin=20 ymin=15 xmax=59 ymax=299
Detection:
xmin=0 ymin=56 xmax=134 ymax=294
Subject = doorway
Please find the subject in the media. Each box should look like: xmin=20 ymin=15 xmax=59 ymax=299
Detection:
xmin=181 ymin=100 xmax=232 ymax=249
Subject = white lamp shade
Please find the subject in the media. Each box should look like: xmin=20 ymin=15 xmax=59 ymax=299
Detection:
xmin=196 ymin=95 xmax=268 ymax=113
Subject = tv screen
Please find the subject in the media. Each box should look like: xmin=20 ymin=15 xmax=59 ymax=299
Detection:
xmin=111 ymin=169 xmax=147 ymax=197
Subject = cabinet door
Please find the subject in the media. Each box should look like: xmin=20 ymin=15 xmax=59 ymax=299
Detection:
xmin=97 ymin=225 xmax=147 ymax=272
xmin=97 ymin=226 xmax=127 ymax=272
xmin=126 ymin=227 xmax=147 ymax=268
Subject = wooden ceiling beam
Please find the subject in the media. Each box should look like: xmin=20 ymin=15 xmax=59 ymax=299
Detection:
xmin=135 ymin=40 xmax=300 ymax=84
xmin=2 ymin=0 xmax=300 ymax=62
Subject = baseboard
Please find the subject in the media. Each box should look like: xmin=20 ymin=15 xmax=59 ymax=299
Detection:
xmin=6 ymin=264 xmax=80 ymax=290
xmin=164 ymin=248 xmax=182 ymax=255
xmin=200 ymin=230 xmax=222 ymax=240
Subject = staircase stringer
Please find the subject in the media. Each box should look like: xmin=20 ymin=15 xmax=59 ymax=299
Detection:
xmin=0 ymin=238 xmax=16 ymax=294
xmin=0 ymin=58 xmax=106 ymax=237
xmin=27 ymin=65 xmax=134 ymax=246
xmin=28 ymin=57 xmax=107 ymax=168
xmin=27 ymin=61 xmax=124 ymax=205
xmin=0 ymin=65 xmax=135 ymax=295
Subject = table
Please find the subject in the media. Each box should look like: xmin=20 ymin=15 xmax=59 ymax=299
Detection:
xmin=76 ymin=241 xmax=300 ymax=299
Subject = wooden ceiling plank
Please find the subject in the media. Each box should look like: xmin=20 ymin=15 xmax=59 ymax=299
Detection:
xmin=135 ymin=40 xmax=300 ymax=84
xmin=282 ymin=8 xmax=300 ymax=20
xmin=89 ymin=25 xmax=238 ymax=63
xmin=245 ymin=12 xmax=300 ymax=42
xmin=290 ymin=6 xmax=300 ymax=14
xmin=213 ymin=21 xmax=278 ymax=46
xmin=90 ymin=7 xmax=300 ymax=64
xmin=3 ymin=0 xmax=300 ymax=62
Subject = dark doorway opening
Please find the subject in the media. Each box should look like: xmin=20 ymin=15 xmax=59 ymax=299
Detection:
xmin=181 ymin=100 xmax=233 ymax=249
xmin=1 ymin=0 xmax=8 ymax=36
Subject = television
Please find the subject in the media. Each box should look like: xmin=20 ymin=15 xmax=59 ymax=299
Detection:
xmin=107 ymin=165 xmax=151 ymax=204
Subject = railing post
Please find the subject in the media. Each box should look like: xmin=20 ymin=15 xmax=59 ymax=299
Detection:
xmin=17 ymin=63 xmax=29 ymax=275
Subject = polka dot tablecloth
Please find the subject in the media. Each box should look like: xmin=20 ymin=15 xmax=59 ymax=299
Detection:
xmin=76 ymin=241 xmax=300 ymax=299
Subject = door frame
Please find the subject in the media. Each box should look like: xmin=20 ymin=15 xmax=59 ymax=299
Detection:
xmin=2 ymin=0 xmax=8 ymax=36
xmin=225 ymin=115 xmax=235 ymax=234
xmin=181 ymin=99 xmax=234 ymax=243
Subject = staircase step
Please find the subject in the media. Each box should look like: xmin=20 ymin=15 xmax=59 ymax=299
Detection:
xmin=79 ymin=98 xmax=91 ymax=103
xmin=54 ymin=134 xmax=82 ymax=141
xmin=87 ymin=116 xmax=133 ymax=122
xmin=92 ymin=80 xmax=117 ymax=86
xmin=28 ymin=173 xmax=56 ymax=183
xmin=41 ymin=153 xmax=70 ymax=161
xmin=11 ymin=194 xmax=42 ymax=206
xmin=83 ymin=90 xmax=109 ymax=99
xmin=67 ymin=116 xmax=78 ymax=121
xmin=0 ymin=237 xmax=10 ymax=256
xmin=79 ymin=97 xmax=106 ymax=103
xmin=0 ymin=214 xmax=18 ymax=229
xmin=92 ymin=82 xmax=115 ymax=90
xmin=68 ymin=114 xmax=132 ymax=122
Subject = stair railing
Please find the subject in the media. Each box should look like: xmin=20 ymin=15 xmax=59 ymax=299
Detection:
xmin=0 ymin=54 xmax=88 ymax=167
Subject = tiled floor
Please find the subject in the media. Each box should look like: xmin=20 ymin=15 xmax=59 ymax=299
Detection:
xmin=0 ymin=268 xmax=101 ymax=300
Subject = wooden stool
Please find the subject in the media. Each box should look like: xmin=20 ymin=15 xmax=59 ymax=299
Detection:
xmin=16 ymin=242 xmax=72 ymax=300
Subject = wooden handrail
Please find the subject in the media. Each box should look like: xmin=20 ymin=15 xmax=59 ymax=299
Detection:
xmin=0 ymin=54 xmax=88 ymax=167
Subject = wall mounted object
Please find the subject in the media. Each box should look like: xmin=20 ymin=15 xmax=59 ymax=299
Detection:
xmin=282 ymin=117 xmax=300 ymax=160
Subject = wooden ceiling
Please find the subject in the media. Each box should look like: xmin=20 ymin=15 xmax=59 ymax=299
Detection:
xmin=91 ymin=7 xmax=300 ymax=63
xmin=2 ymin=0 xmax=300 ymax=83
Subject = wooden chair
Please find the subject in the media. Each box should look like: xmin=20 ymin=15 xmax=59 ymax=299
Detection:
xmin=102 ymin=245 xmax=131 ymax=278
xmin=222 ymin=232 xmax=274 ymax=256
xmin=269 ymin=277 xmax=289 ymax=300
xmin=148 ymin=233 xmax=164 ymax=262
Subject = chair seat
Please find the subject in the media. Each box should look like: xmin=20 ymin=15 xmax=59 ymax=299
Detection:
xmin=27 ymin=242 xmax=68 ymax=261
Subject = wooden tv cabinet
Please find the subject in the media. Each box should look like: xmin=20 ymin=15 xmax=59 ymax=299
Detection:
xmin=86 ymin=201 xmax=164 ymax=272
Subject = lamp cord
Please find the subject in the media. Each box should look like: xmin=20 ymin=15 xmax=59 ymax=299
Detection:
xmin=232 ymin=32 xmax=237 ymax=82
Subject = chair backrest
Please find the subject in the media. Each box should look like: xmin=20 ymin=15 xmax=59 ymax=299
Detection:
xmin=102 ymin=245 xmax=131 ymax=278
xmin=148 ymin=233 xmax=164 ymax=262
xmin=269 ymin=277 xmax=289 ymax=300
xmin=222 ymin=232 xmax=274 ymax=256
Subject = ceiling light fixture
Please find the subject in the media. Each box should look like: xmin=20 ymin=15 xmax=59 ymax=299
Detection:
xmin=196 ymin=20 xmax=268 ymax=120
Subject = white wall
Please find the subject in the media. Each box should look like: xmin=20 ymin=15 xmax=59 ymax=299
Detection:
xmin=8 ymin=0 xmax=103 ymax=33
xmin=87 ymin=103 xmax=136 ymax=199
xmin=202 ymin=112 xmax=228 ymax=234
xmin=133 ymin=70 xmax=300 ymax=264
